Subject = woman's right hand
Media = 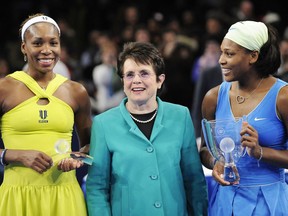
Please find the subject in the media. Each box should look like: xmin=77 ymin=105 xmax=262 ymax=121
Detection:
xmin=6 ymin=150 xmax=53 ymax=174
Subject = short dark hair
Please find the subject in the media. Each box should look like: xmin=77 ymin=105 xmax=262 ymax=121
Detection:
xmin=117 ymin=42 xmax=165 ymax=82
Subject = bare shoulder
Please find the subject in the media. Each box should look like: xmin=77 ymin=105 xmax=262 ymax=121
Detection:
xmin=0 ymin=78 xmax=10 ymax=100
xmin=56 ymin=79 xmax=90 ymax=112
xmin=202 ymin=85 xmax=220 ymax=119
xmin=277 ymin=85 xmax=288 ymax=110
xmin=0 ymin=76 xmax=17 ymax=89
xmin=203 ymin=85 xmax=220 ymax=105
xmin=62 ymin=79 xmax=88 ymax=97
xmin=0 ymin=76 xmax=24 ymax=97
xmin=278 ymin=84 xmax=288 ymax=95
xmin=276 ymin=84 xmax=288 ymax=124
xmin=0 ymin=76 xmax=29 ymax=114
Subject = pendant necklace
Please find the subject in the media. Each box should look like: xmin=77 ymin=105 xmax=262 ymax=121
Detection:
xmin=130 ymin=110 xmax=157 ymax=124
xmin=236 ymin=78 xmax=264 ymax=104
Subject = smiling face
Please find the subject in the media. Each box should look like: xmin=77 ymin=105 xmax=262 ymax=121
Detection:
xmin=219 ymin=38 xmax=257 ymax=82
xmin=123 ymin=58 xmax=165 ymax=110
xmin=21 ymin=22 xmax=60 ymax=75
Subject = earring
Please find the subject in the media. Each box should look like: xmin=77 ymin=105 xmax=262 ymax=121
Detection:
xmin=24 ymin=54 xmax=27 ymax=62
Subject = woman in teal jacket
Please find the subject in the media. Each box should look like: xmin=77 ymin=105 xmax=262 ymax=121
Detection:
xmin=86 ymin=42 xmax=208 ymax=216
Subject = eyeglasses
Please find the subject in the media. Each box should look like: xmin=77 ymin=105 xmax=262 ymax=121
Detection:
xmin=122 ymin=71 xmax=154 ymax=81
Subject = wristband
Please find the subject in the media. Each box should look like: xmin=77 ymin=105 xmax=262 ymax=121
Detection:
xmin=0 ymin=149 xmax=8 ymax=166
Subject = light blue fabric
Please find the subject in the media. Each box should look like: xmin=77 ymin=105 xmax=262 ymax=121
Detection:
xmin=86 ymin=97 xmax=208 ymax=216
xmin=210 ymin=79 xmax=288 ymax=216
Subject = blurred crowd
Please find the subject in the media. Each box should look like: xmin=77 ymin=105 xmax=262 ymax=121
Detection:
xmin=0 ymin=0 xmax=288 ymax=120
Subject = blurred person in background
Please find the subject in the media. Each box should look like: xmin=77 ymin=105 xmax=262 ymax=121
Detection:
xmin=0 ymin=57 xmax=10 ymax=78
xmin=134 ymin=25 xmax=151 ymax=43
xmin=191 ymin=35 xmax=221 ymax=83
xmin=276 ymin=37 xmax=288 ymax=82
xmin=80 ymin=30 xmax=103 ymax=78
xmin=92 ymin=41 xmax=124 ymax=113
xmin=159 ymin=28 xmax=197 ymax=108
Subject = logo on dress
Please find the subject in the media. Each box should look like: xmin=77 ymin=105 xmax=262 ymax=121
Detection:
xmin=39 ymin=110 xmax=48 ymax=123
xmin=254 ymin=117 xmax=266 ymax=121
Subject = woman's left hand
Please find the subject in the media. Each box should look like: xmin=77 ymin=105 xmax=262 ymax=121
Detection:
xmin=240 ymin=123 xmax=261 ymax=159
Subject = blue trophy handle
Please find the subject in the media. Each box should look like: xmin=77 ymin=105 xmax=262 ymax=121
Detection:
xmin=201 ymin=119 xmax=222 ymax=161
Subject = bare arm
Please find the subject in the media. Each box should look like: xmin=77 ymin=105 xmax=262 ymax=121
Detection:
xmin=73 ymin=82 xmax=92 ymax=153
xmin=199 ymin=85 xmax=219 ymax=169
xmin=57 ymin=81 xmax=92 ymax=171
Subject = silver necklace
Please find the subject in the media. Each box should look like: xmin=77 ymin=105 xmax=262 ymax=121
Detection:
xmin=130 ymin=110 xmax=157 ymax=124
xmin=236 ymin=78 xmax=264 ymax=104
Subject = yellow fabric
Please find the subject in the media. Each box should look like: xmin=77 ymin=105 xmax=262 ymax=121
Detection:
xmin=0 ymin=71 xmax=87 ymax=216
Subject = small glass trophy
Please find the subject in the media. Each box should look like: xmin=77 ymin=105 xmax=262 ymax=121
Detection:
xmin=201 ymin=117 xmax=246 ymax=183
xmin=54 ymin=139 xmax=94 ymax=165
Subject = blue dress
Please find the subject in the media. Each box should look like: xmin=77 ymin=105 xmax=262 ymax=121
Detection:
xmin=210 ymin=79 xmax=288 ymax=216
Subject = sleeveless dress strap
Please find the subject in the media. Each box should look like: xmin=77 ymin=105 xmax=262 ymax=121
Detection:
xmin=44 ymin=73 xmax=67 ymax=95
xmin=8 ymin=71 xmax=67 ymax=98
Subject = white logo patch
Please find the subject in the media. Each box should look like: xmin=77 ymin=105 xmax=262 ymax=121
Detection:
xmin=254 ymin=117 xmax=266 ymax=121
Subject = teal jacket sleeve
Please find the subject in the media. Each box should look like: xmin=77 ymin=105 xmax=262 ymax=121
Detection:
xmin=181 ymin=108 xmax=208 ymax=216
xmin=86 ymin=116 xmax=111 ymax=216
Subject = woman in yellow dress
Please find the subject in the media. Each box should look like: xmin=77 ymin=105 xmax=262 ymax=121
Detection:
xmin=0 ymin=13 xmax=92 ymax=216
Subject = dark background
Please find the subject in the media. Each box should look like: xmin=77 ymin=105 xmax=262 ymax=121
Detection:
xmin=1 ymin=0 xmax=287 ymax=58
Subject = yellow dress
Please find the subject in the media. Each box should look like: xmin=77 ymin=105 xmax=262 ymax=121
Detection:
xmin=0 ymin=71 xmax=87 ymax=216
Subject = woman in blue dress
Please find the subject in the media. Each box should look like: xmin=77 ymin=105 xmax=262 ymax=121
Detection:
xmin=200 ymin=20 xmax=288 ymax=215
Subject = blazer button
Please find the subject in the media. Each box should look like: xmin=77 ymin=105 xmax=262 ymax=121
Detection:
xmin=150 ymin=175 xmax=158 ymax=180
xmin=154 ymin=202 xmax=162 ymax=208
xmin=146 ymin=146 xmax=154 ymax=153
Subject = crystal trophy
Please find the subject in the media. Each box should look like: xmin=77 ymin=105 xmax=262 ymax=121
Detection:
xmin=201 ymin=117 xmax=246 ymax=183
xmin=54 ymin=139 xmax=94 ymax=165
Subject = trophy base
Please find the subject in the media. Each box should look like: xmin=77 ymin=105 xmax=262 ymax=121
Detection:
xmin=224 ymin=165 xmax=239 ymax=183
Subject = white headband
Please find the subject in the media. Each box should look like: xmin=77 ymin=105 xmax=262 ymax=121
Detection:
xmin=224 ymin=21 xmax=268 ymax=51
xmin=21 ymin=15 xmax=61 ymax=41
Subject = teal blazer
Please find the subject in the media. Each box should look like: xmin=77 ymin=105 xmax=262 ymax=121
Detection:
xmin=86 ymin=97 xmax=208 ymax=216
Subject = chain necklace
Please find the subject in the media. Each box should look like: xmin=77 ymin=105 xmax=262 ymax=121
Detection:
xmin=130 ymin=110 xmax=157 ymax=124
xmin=236 ymin=78 xmax=264 ymax=104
